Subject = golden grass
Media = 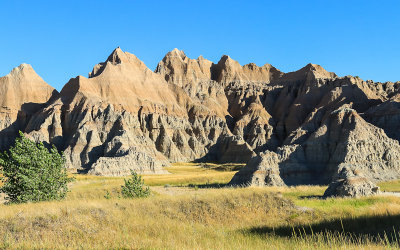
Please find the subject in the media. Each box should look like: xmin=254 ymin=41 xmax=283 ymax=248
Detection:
xmin=379 ymin=179 xmax=400 ymax=192
xmin=0 ymin=189 xmax=294 ymax=249
xmin=145 ymin=162 xmax=239 ymax=186
xmin=1 ymin=162 xmax=400 ymax=249
xmin=67 ymin=163 xmax=238 ymax=200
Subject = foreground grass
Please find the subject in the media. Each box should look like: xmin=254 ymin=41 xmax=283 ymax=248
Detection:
xmin=1 ymin=163 xmax=400 ymax=249
xmin=3 ymin=187 xmax=400 ymax=249
xmin=0 ymin=189 xmax=296 ymax=249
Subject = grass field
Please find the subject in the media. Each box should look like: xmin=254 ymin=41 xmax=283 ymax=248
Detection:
xmin=1 ymin=163 xmax=400 ymax=249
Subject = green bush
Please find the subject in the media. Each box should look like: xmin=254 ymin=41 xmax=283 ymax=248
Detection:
xmin=0 ymin=132 xmax=73 ymax=204
xmin=121 ymin=170 xmax=150 ymax=198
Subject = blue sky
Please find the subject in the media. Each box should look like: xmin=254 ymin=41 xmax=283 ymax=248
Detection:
xmin=0 ymin=0 xmax=399 ymax=90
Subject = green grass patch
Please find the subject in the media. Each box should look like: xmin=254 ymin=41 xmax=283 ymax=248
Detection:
xmin=379 ymin=180 xmax=400 ymax=192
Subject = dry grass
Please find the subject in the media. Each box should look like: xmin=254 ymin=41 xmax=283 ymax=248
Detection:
xmin=0 ymin=189 xmax=295 ymax=249
xmin=67 ymin=162 xmax=238 ymax=200
xmin=379 ymin=179 xmax=400 ymax=192
xmin=1 ymin=162 xmax=400 ymax=249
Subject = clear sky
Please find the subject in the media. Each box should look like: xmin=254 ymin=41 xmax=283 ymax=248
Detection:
xmin=1 ymin=0 xmax=399 ymax=90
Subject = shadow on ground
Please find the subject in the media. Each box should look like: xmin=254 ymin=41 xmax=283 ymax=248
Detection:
xmin=298 ymin=195 xmax=324 ymax=199
xmin=187 ymin=183 xmax=229 ymax=189
xmin=245 ymin=213 xmax=400 ymax=244
xmin=197 ymin=162 xmax=245 ymax=172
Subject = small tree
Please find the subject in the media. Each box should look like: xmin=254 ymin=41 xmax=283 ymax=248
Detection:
xmin=121 ymin=170 xmax=150 ymax=198
xmin=0 ymin=132 xmax=73 ymax=204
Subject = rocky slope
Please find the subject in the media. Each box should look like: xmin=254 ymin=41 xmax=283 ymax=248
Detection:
xmin=1 ymin=47 xmax=400 ymax=181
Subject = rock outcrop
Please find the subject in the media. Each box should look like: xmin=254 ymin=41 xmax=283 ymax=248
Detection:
xmin=213 ymin=55 xmax=283 ymax=85
xmin=0 ymin=64 xmax=56 ymax=149
xmin=324 ymin=164 xmax=380 ymax=197
xmin=156 ymin=50 xmax=281 ymax=153
xmin=229 ymin=150 xmax=285 ymax=187
xmin=155 ymin=49 xmax=228 ymax=118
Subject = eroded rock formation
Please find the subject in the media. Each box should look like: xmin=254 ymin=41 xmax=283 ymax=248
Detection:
xmin=25 ymin=48 xmax=234 ymax=175
xmin=324 ymin=164 xmax=380 ymax=197
xmin=229 ymin=150 xmax=285 ymax=187
xmin=231 ymin=106 xmax=400 ymax=186
xmin=1 ymin=47 xmax=400 ymax=181
xmin=0 ymin=64 xmax=56 ymax=149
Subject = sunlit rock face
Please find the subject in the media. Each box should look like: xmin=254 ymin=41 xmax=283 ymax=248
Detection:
xmin=0 ymin=64 xmax=57 ymax=149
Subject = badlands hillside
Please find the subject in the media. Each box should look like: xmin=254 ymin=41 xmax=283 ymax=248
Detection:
xmin=1 ymin=47 xmax=400 ymax=189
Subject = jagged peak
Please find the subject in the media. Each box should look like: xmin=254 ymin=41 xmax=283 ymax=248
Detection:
xmin=15 ymin=63 xmax=33 ymax=70
xmin=217 ymin=55 xmax=237 ymax=65
xmin=155 ymin=50 xmax=215 ymax=84
xmin=213 ymin=55 xmax=283 ymax=84
xmin=242 ymin=62 xmax=281 ymax=75
xmin=262 ymin=63 xmax=274 ymax=68
xmin=166 ymin=48 xmax=186 ymax=60
xmin=3 ymin=63 xmax=42 ymax=80
xmin=218 ymin=56 xmax=279 ymax=72
xmin=281 ymin=63 xmax=337 ymax=81
xmin=300 ymin=63 xmax=332 ymax=75
xmin=171 ymin=48 xmax=182 ymax=53
xmin=106 ymin=46 xmax=127 ymax=65
xmin=104 ymin=47 xmax=144 ymax=65
xmin=244 ymin=62 xmax=258 ymax=69
xmin=0 ymin=63 xmax=56 ymax=111
xmin=243 ymin=62 xmax=273 ymax=70
xmin=9 ymin=63 xmax=32 ymax=73
xmin=89 ymin=47 xmax=149 ymax=78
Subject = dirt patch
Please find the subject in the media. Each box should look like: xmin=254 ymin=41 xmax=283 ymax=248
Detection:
xmin=380 ymin=192 xmax=400 ymax=198
xmin=151 ymin=186 xmax=206 ymax=196
xmin=0 ymin=193 xmax=5 ymax=204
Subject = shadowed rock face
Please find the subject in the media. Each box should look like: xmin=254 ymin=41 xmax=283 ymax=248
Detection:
xmin=363 ymin=94 xmax=400 ymax=141
xmin=2 ymin=47 xmax=400 ymax=180
xmin=231 ymin=106 xmax=400 ymax=187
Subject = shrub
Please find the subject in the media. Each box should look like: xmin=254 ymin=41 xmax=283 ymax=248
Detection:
xmin=104 ymin=190 xmax=112 ymax=199
xmin=121 ymin=170 xmax=150 ymax=198
xmin=0 ymin=132 xmax=73 ymax=204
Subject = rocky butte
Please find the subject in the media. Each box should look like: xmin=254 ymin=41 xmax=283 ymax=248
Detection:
xmin=0 ymin=64 xmax=56 ymax=149
xmin=1 ymin=47 xmax=400 ymax=196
